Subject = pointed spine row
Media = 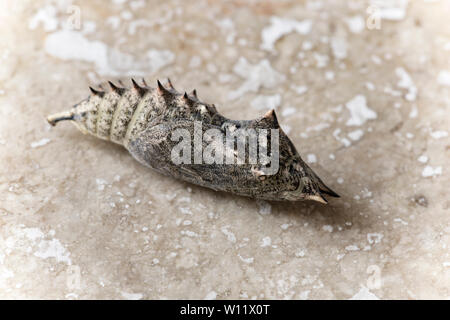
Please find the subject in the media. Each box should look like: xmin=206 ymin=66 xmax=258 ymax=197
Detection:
xmin=90 ymin=78 xmax=280 ymax=130
xmin=67 ymin=78 xmax=284 ymax=141
xmin=80 ymin=79 xmax=280 ymax=147
xmin=86 ymin=79 xmax=203 ymax=146
xmin=89 ymin=78 xmax=199 ymax=101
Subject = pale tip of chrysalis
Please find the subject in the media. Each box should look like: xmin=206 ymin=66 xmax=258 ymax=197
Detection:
xmin=46 ymin=111 xmax=74 ymax=126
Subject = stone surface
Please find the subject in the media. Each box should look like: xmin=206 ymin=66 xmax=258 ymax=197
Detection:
xmin=0 ymin=0 xmax=449 ymax=299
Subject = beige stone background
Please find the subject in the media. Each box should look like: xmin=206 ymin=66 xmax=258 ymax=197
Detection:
xmin=0 ymin=0 xmax=449 ymax=300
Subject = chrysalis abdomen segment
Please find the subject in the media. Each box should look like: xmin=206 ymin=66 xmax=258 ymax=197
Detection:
xmin=109 ymin=90 xmax=140 ymax=144
xmin=56 ymin=81 xmax=160 ymax=147
xmin=96 ymin=91 xmax=121 ymax=140
xmin=123 ymin=91 xmax=158 ymax=148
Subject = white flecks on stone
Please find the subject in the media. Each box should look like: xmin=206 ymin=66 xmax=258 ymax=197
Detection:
xmin=345 ymin=245 xmax=359 ymax=251
xmin=281 ymin=107 xmax=296 ymax=117
xmin=292 ymin=85 xmax=308 ymax=96
xmin=30 ymin=138 xmax=51 ymax=148
xmin=361 ymin=188 xmax=372 ymax=198
xmin=216 ymin=18 xmax=235 ymax=40
xmin=349 ymin=287 xmax=380 ymax=300
xmin=437 ymin=70 xmax=450 ymax=86
xmin=337 ymin=253 xmax=346 ymax=261
xmin=298 ymin=290 xmax=310 ymax=300
xmin=23 ymin=228 xmax=45 ymax=241
xmin=218 ymin=73 xmax=233 ymax=83
xmin=367 ymin=233 xmax=384 ymax=244
xmin=181 ymin=230 xmax=198 ymax=237
xmin=106 ymin=16 xmax=121 ymax=29
xmin=313 ymin=53 xmax=329 ymax=68
xmin=189 ymin=55 xmax=202 ymax=68
xmin=307 ymin=123 xmax=330 ymax=132
xmin=28 ymin=5 xmax=58 ymax=32
xmin=395 ymin=67 xmax=417 ymax=101
xmin=394 ymin=218 xmax=408 ymax=225
xmin=95 ymin=178 xmax=108 ymax=191
xmin=302 ymin=40 xmax=313 ymax=51
xmin=250 ymin=94 xmax=281 ymax=111
xmin=371 ymin=55 xmax=382 ymax=65
xmin=365 ymin=82 xmax=376 ymax=91
xmin=422 ymin=166 xmax=442 ymax=177
xmin=182 ymin=220 xmax=192 ymax=226
xmin=34 ymin=238 xmax=72 ymax=265
xmin=348 ymin=129 xmax=364 ymax=141
xmin=130 ymin=0 xmax=146 ymax=10
xmin=82 ymin=21 xmax=97 ymax=35
xmin=261 ymin=236 xmax=272 ymax=247
xmin=179 ymin=207 xmax=192 ymax=215
xmin=146 ymin=49 xmax=176 ymax=74
xmin=430 ymin=130 xmax=448 ymax=139
xmin=377 ymin=0 xmax=409 ymax=21
xmin=0 ymin=268 xmax=15 ymax=280
xmin=331 ymin=37 xmax=348 ymax=60
xmin=257 ymin=200 xmax=272 ymax=215
xmin=333 ymin=129 xmax=351 ymax=147
xmin=325 ymin=71 xmax=335 ymax=80
xmin=417 ymin=155 xmax=428 ymax=163
xmin=345 ymin=15 xmax=365 ymax=34
xmin=295 ymin=249 xmax=307 ymax=258
xmin=65 ymin=293 xmax=78 ymax=299
xmin=345 ymin=95 xmax=377 ymax=126
xmin=120 ymin=10 xmax=133 ymax=20
xmin=238 ymin=254 xmax=254 ymax=264
xmin=204 ymin=291 xmax=217 ymax=300
xmin=322 ymin=225 xmax=333 ymax=233
xmin=121 ymin=292 xmax=143 ymax=300
xmin=261 ymin=17 xmax=312 ymax=51
xmin=45 ymin=30 xmax=174 ymax=76
xmin=228 ymin=58 xmax=285 ymax=100
xmin=128 ymin=19 xmax=152 ymax=35
xmin=221 ymin=226 xmax=237 ymax=243
xmin=384 ymin=86 xmax=402 ymax=97
xmin=280 ymin=223 xmax=291 ymax=230
xmin=337 ymin=177 xmax=344 ymax=184
xmin=409 ymin=105 xmax=418 ymax=118
xmin=306 ymin=154 xmax=317 ymax=164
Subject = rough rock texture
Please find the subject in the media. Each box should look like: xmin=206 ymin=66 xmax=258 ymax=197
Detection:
xmin=0 ymin=0 xmax=449 ymax=299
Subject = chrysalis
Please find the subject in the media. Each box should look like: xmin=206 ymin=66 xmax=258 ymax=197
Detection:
xmin=47 ymin=79 xmax=339 ymax=203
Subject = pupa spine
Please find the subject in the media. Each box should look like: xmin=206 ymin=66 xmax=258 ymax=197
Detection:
xmin=48 ymin=79 xmax=190 ymax=148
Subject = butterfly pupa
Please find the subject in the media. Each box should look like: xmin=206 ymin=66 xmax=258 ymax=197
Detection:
xmin=47 ymin=79 xmax=339 ymax=203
